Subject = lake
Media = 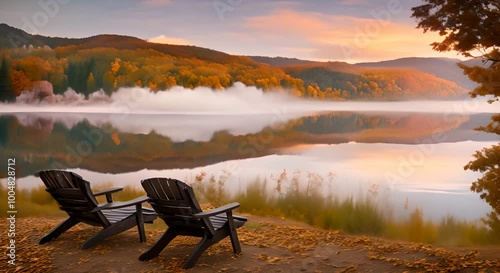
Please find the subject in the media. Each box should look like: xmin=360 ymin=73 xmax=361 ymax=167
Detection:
xmin=1 ymin=89 xmax=498 ymax=222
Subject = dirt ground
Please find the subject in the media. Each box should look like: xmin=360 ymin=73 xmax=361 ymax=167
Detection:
xmin=2 ymin=215 xmax=500 ymax=273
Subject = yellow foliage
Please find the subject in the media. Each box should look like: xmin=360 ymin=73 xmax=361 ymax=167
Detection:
xmin=110 ymin=58 xmax=121 ymax=74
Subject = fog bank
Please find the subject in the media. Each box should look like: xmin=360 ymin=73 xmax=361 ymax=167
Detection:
xmin=1 ymin=83 xmax=497 ymax=115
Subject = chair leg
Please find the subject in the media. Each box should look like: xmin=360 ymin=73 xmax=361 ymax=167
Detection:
xmin=227 ymin=212 xmax=242 ymax=254
xmin=184 ymin=235 xmax=213 ymax=269
xmin=139 ymin=228 xmax=178 ymax=261
xmin=81 ymin=216 xmax=137 ymax=249
xmin=228 ymin=227 xmax=242 ymax=254
xmin=40 ymin=217 xmax=79 ymax=244
xmin=136 ymin=204 xmax=146 ymax=242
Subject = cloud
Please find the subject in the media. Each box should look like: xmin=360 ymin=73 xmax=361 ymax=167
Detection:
xmin=245 ymin=9 xmax=328 ymax=39
xmin=243 ymin=9 xmax=461 ymax=62
xmin=140 ymin=0 xmax=172 ymax=7
xmin=338 ymin=0 xmax=371 ymax=6
xmin=148 ymin=35 xmax=191 ymax=45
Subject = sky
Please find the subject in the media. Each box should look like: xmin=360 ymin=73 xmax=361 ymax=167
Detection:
xmin=0 ymin=0 xmax=463 ymax=63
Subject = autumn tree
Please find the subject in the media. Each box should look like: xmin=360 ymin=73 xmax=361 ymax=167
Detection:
xmin=87 ymin=72 xmax=96 ymax=93
xmin=412 ymin=0 xmax=500 ymax=232
xmin=9 ymin=69 xmax=32 ymax=95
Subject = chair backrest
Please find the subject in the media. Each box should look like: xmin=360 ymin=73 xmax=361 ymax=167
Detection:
xmin=141 ymin=178 xmax=215 ymax=235
xmin=36 ymin=170 xmax=110 ymax=227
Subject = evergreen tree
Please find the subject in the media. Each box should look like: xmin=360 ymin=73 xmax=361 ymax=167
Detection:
xmin=0 ymin=58 xmax=15 ymax=102
xmin=67 ymin=58 xmax=97 ymax=95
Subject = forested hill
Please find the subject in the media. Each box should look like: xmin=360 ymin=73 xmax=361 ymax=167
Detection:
xmin=0 ymin=23 xmax=467 ymax=102
xmin=250 ymin=55 xmax=476 ymax=91
xmin=249 ymin=56 xmax=468 ymax=99
xmin=355 ymin=57 xmax=477 ymax=90
xmin=0 ymin=23 xmax=248 ymax=65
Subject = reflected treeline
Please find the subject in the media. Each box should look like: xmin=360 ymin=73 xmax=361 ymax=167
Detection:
xmin=0 ymin=112 xmax=494 ymax=178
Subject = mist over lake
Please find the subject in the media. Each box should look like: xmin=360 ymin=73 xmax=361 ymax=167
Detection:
xmin=2 ymin=84 xmax=498 ymax=115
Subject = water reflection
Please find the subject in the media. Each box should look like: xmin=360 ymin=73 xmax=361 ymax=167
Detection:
xmin=0 ymin=111 xmax=496 ymax=178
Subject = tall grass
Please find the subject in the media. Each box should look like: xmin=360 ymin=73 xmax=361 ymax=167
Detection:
xmin=1 ymin=170 xmax=496 ymax=246
xmin=189 ymin=170 xmax=496 ymax=246
xmin=0 ymin=184 xmax=61 ymax=217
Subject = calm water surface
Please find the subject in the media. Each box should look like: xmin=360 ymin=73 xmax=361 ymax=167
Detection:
xmin=1 ymin=99 xmax=498 ymax=221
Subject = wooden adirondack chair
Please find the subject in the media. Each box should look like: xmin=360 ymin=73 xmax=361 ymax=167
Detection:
xmin=36 ymin=170 xmax=157 ymax=249
xmin=139 ymin=178 xmax=247 ymax=269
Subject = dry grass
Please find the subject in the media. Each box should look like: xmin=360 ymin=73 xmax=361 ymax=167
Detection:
xmin=1 ymin=170 xmax=497 ymax=246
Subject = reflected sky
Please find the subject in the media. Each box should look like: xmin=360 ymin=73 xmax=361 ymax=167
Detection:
xmin=14 ymin=141 xmax=494 ymax=221
xmin=0 ymin=108 xmax=497 ymax=176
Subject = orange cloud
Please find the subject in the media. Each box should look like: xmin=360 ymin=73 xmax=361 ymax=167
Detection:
xmin=246 ymin=9 xmax=330 ymax=40
xmin=244 ymin=9 xmax=461 ymax=62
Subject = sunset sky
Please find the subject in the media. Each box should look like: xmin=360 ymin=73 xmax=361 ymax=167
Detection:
xmin=0 ymin=0 xmax=463 ymax=63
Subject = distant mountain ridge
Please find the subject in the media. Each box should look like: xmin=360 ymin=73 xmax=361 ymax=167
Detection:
xmin=249 ymin=55 xmax=477 ymax=90
xmin=249 ymin=56 xmax=315 ymax=67
xmin=355 ymin=57 xmax=477 ymax=90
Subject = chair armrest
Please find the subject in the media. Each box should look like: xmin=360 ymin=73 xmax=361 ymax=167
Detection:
xmin=93 ymin=187 xmax=123 ymax=203
xmin=193 ymin=202 xmax=240 ymax=219
xmin=93 ymin=187 xmax=123 ymax=196
xmin=92 ymin=195 xmax=150 ymax=212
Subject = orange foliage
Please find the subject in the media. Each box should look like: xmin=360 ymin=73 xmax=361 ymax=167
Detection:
xmin=9 ymin=69 xmax=32 ymax=95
